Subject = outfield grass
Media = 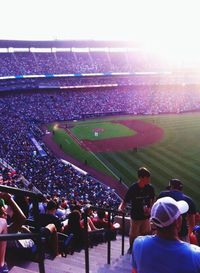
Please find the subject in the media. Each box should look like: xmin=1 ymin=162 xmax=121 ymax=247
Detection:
xmin=51 ymin=113 xmax=200 ymax=209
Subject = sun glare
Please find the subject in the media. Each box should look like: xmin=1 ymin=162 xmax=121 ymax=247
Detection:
xmin=1 ymin=0 xmax=200 ymax=67
xmin=128 ymin=0 xmax=200 ymax=67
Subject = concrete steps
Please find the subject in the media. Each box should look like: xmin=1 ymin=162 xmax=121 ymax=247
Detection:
xmin=97 ymin=253 xmax=131 ymax=273
xmin=9 ymin=267 xmax=36 ymax=273
xmin=9 ymin=235 xmax=131 ymax=273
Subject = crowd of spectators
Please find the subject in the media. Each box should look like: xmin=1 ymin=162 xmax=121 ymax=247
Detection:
xmin=0 ymin=51 xmax=167 ymax=77
xmin=0 ymin=75 xmax=183 ymax=92
xmin=0 ymin=50 xmax=199 ymax=93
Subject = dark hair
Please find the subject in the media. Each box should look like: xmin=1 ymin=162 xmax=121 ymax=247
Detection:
xmin=138 ymin=167 xmax=150 ymax=178
xmin=67 ymin=210 xmax=84 ymax=247
xmin=169 ymin=179 xmax=183 ymax=191
xmin=97 ymin=209 xmax=105 ymax=219
xmin=67 ymin=210 xmax=82 ymax=235
xmin=156 ymin=221 xmax=176 ymax=231
xmin=46 ymin=200 xmax=57 ymax=211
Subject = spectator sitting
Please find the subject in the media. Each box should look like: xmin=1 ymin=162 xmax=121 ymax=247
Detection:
xmin=38 ymin=200 xmax=64 ymax=233
xmin=37 ymin=199 xmax=67 ymax=257
xmin=92 ymin=209 xmax=120 ymax=230
xmin=53 ymin=198 xmax=67 ymax=221
xmin=65 ymin=210 xmax=84 ymax=250
xmin=81 ymin=205 xmax=100 ymax=232
xmin=92 ymin=209 xmax=120 ymax=241
xmin=28 ymin=196 xmax=46 ymax=220
xmin=60 ymin=197 xmax=68 ymax=210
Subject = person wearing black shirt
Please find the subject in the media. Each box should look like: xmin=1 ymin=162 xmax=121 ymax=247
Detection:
xmin=38 ymin=200 xmax=64 ymax=232
xmin=118 ymin=167 xmax=155 ymax=253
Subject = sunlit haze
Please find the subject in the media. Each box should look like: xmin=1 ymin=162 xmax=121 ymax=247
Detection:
xmin=1 ymin=0 xmax=200 ymax=64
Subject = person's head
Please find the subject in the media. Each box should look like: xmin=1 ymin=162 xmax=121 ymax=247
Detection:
xmin=46 ymin=200 xmax=57 ymax=213
xmin=97 ymin=209 xmax=105 ymax=219
xmin=84 ymin=204 xmax=93 ymax=216
xmin=168 ymin=178 xmax=183 ymax=191
xmin=150 ymin=197 xmax=189 ymax=233
xmin=68 ymin=210 xmax=82 ymax=232
xmin=61 ymin=197 xmax=67 ymax=209
xmin=138 ymin=167 xmax=151 ymax=185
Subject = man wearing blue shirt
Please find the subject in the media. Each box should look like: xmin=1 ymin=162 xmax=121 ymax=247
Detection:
xmin=132 ymin=197 xmax=200 ymax=273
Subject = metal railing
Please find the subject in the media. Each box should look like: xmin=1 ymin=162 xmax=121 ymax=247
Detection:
xmin=0 ymin=185 xmax=45 ymax=273
xmin=83 ymin=206 xmax=125 ymax=273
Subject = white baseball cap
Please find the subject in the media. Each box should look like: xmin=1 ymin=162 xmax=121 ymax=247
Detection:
xmin=150 ymin=196 xmax=189 ymax=228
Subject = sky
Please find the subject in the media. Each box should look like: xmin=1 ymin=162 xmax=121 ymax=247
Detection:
xmin=1 ymin=0 xmax=200 ymax=63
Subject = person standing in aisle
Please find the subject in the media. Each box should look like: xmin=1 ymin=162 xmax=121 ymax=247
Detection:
xmin=118 ymin=167 xmax=155 ymax=253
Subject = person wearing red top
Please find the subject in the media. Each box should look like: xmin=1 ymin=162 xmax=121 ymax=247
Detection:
xmin=92 ymin=209 xmax=120 ymax=241
xmin=92 ymin=209 xmax=119 ymax=229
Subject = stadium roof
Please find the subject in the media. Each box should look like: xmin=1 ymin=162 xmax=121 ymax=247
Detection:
xmin=0 ymin=39 xmax=139 ymax=48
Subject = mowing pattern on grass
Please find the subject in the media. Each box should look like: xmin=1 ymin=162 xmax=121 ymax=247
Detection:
xmin=96 ymin=114 xmax=200 ymax=209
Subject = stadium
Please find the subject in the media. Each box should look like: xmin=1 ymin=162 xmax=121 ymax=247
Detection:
xmin=1 ymin=39 xmax=200 ymax=207
xmin=1 ymin=1 xmax=200 ymax=272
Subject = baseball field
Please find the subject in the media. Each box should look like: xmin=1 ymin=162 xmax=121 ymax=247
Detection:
xmin=49 ymin=113 xmax=200 ymax=209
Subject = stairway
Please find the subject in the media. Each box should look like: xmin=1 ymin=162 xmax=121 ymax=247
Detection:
xmin=9 ymin=236 xmax=131 ymax=273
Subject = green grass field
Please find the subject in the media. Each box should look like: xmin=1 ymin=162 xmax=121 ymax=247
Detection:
xmin=51 ymin=113 xmax=200 ymax=209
